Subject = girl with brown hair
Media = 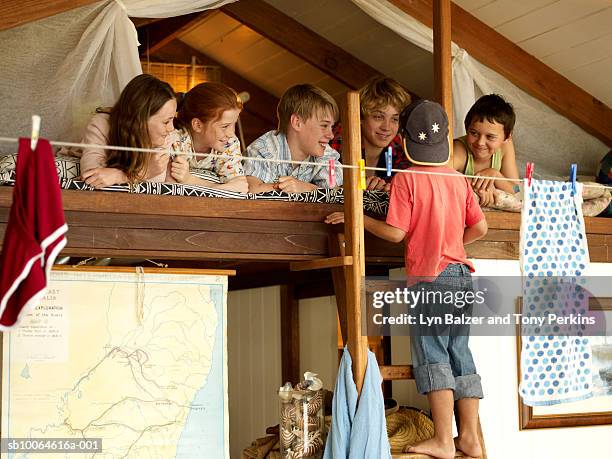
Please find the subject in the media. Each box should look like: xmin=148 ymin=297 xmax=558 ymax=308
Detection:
xmin=78 ymin=74 xmax=179 ymax=188
xmin=169 ymin=82 xmax=248 ymax=193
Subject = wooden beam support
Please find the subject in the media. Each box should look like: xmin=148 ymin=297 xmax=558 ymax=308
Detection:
xmin=433 ymin=0 xmax=453 ymax=159
xmin=1 ymin=0 xmax=100 ymax=31
xmin=290 ymin=256 xmax=353 ymax=272
xmin=342 ymin=92 xmax=369 ymax=395
xmin=152 ymin=40 xmax=278 ymax=129
xmin=220 ymin=0 xmax=382 ymax=89
xmin=138 ymin=12 xmax=210 ymax=56
xmin=389 ymin=0 xmax=612 ymax=147
xmin=330 ymin=234 xmax=349 ymax=347
xmin=280 ymin=284 xmax=300 ymax=385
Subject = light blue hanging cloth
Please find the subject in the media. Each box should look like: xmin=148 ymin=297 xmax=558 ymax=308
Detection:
xmin=324 ymin=347 xmax=391 ymax=459
xmin=519 ymin=179 xmax=593 ymax=406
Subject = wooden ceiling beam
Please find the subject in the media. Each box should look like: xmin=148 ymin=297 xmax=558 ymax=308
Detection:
xmin=1 ymin=0 xmax=100 ymax=31
xmin=151 ymin=40 xmax=278 ymax=129
xmin=137 ymin=12 xmax=214 ymax=57
xmin=389 ymin=0 xmax=612 ymax=146
xmin=220 ymin=0 xmax=383 ymax=90
xmin=131 ymin=18 xmax=164 ymax=29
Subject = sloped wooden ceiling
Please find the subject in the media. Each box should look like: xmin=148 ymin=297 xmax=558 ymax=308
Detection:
xmin=263 ymin=0 xmax=435 ymax=100
xmin=456 ymin=0 xmax=612 ymax=108
xmin=177 ymin=11 xmax=351 ymax=100
xmin=388 ymin=0 xmax=611 ymax=145
xmin=139 ymin=0 xmax=418 ymax=146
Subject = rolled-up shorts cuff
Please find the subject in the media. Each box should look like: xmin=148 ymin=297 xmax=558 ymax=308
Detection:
xmin=454 ymin=374 xmax=484 ymax=400
xmin=414 ymin=363 xmax=455 ymax=394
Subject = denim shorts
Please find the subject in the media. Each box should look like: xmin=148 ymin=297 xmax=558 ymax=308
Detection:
xmin=409 ymin=264 xmax=483 ymax=400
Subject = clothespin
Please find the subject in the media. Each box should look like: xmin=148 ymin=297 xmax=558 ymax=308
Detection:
xmin=569 ymin=163 xmax=577 ymax=195
xmin=525 ymin=161 xmax=534 ymax=186
xmin=386 ymin=146 xmax=392 ymax=177
xmin=30 ymin=115 xmax=41 ymax=151
xmin=328 ymin=159 xmax=336 ymax=188
xmin=358 ymin=159 xmax=366 ymax=190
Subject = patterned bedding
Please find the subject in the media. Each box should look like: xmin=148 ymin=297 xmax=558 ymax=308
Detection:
xmin=0 ymin=154 xmax=390 ymax=217
xmin=2 ymin=154 xmax=608 ymax=217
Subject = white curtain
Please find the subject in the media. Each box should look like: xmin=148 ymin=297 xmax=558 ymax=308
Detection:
xmin=350 ymin=0 xmax=608 ymax=177
xmin=0 ymin=0 xmax=236 ymax=148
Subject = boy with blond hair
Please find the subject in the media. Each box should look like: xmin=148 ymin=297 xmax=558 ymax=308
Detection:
xmin=327 ymin=100 xmax=487 ymax=459
xmin=330 ymin=77 xmax=411 ymax=191
xmin=245 ymin=84 xmax=343 ymax=193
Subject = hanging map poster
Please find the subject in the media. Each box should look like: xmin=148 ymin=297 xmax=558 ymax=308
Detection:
xmin=1 ymin=267 xmax=230 ymax=458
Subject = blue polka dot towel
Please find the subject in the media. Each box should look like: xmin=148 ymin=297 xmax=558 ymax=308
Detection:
xmin=519 ymin=179 xmax=593 ymax=406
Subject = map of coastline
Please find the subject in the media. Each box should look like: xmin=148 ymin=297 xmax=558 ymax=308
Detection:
xmin=1 ymin=270 xmax=228 ymax=458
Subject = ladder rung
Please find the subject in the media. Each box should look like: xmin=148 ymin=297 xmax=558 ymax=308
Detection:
xmin=380 ymin=364 xmax=414 ymax=380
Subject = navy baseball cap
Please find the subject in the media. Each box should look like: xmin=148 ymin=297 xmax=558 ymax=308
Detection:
xmin=399 ymin=99 xmax=450 ymax=166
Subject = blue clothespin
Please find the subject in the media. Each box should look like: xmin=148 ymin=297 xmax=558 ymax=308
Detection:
xmin=569 ymin=163 xmax=577 ymax=195
xmin=385 ymin=146 xmax=392 ymax=177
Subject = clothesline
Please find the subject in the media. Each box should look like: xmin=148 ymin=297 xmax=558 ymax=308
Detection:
xmin=0 ymin=136 xmax=610 ymax=191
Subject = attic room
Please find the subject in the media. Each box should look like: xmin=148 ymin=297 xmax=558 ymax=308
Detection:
xmin=0 ymin=1 xmax=611 ymax=459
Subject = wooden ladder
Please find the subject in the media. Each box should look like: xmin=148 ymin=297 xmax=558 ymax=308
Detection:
xmin=326 ymin=232 xmax=488 ymax=459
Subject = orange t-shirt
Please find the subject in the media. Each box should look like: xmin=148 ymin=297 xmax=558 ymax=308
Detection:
xmin=386 ymin=166 xmax=485 ymax=279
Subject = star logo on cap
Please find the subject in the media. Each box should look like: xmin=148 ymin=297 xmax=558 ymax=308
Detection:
xmin=432 ymin=123 xmax=440 ymax=133
xmin=418 ymin=132 xmax=427 ymax=141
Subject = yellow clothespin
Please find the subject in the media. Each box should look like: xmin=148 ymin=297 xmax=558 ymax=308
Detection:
xmin=31 ymin=115 xmax=41 ymax=151
xmin=358 ymin=159 xmax=366 ymax=190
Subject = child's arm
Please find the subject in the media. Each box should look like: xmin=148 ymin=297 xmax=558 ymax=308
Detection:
xmin=277 ymin=176 xmax=318 ymax=193
xmin=452 ymin=139 xmax=468 ymax=173
xmin=325 ymin=213 xmax=406 ymax=243
xmin=81 ymin=168 xmax=128 ymax=188
xmin=464 ymin=218 xmax=488 ymax=245
xmin=475 ymin=139 xmax=519 ymax=194
xmin=497 ymin=138 xmax=519 ymax=193
xmin=247 ymin=175 xmax=277 ymax=193
xmin=170 ymin=156 xmax=248 ymax=192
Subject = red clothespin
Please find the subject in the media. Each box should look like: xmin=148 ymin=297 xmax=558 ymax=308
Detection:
xmin=358 ymin=159 xmax=366 ymax=190
xmin=329 ymin=159 xmax=336 ymax=188
xmin=31 ymin=115 xmax=41 ymax=151
xmin=525 ymin=161 xmax=534 ymax=186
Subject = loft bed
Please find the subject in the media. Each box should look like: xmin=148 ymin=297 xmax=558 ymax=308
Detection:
xmin=1 ymin=61 xmax=612 ymax=459
xmin=1 ymin=2 xmax=611 ymax=458
xmin=0 ymin=187 xmax=610 ymax=264
xmin=1 ymin=173 xmax=610 ymax=459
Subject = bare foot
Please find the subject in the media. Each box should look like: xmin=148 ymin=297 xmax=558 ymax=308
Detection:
xmin=454 ymin=435 xmax=482 ymax=458
xmin=407 ymin=437 xmax=455 ymax=459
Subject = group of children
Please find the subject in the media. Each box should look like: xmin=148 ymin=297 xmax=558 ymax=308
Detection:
xmin=73 ymin=73 xmax=519 ymax=203
xmin=71 ymin=73 xmax=523 ymax=459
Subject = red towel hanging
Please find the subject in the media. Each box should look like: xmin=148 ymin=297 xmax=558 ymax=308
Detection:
xmin=0 ymin=138 xmax=67 ymax=329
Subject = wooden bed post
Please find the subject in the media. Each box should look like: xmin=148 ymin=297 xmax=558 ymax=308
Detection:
xmin=434 ymin=0 xmax=454 ymax=160
xmin=342 ymin=91 xmax=368 ymax=395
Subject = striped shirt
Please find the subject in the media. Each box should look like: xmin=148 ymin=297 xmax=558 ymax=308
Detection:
xmin=244 ymin=131 xmax=343 ymax=188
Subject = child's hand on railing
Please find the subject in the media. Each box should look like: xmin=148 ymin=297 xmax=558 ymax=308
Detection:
xmin=325 ymin=212 xmax=345 ymax=225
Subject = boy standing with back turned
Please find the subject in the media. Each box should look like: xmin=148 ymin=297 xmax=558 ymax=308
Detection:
xmin=326 ymin=100 xmax=488 ymax=459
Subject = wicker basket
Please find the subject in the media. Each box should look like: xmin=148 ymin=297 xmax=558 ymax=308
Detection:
xmin=386 ymin=407 xmax=434 ymax=454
